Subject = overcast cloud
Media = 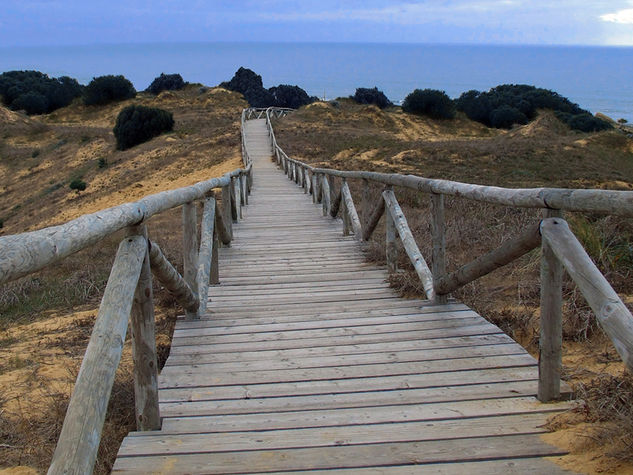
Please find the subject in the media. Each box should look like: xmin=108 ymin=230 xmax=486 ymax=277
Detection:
xmin=1 ymin=0 xmax=632 ymax=46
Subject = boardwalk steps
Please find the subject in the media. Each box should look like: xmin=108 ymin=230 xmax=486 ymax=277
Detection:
xmin=113 ymin=119 xmax=575 ymax=473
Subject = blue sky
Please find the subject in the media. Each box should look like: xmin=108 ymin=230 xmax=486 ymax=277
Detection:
xmin=2 ymin=1 xmax=633 ymax=47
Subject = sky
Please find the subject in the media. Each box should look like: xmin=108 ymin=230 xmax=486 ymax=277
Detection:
xmin=2 ymin=0 xmax=633 ymax=47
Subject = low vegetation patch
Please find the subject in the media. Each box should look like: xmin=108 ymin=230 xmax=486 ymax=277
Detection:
xmin=84 ymin=75 xmax=136 ymax=106
xmin=113 ymin=105 xmax=174 ymax=150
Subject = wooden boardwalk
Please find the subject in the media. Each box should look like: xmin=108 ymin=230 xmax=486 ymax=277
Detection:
xmin=113 ymin=119 xmax=574 ymax=473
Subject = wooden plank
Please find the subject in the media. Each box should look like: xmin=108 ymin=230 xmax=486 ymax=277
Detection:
xmin=158 ymin=366 xmax=541 ymax=403
xmin=119 ymin=412 xmax=550 ymax=454
xmin=158 ymin=354 xmax=537 ymax=388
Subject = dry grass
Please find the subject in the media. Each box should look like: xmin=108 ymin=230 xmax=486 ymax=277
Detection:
xmin=274 ymin=101 xmax=633 ymax=472
xmin=0 ymin=88 xmax=244 ymax=472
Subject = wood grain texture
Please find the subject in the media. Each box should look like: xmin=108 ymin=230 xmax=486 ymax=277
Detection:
xmin=148 ymin=241 xmax=198 ymax=313
xmin=49 ymin=236 xmax=147 ymax=475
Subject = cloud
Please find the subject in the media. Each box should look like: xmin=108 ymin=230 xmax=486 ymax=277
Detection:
xmin=601 ymin=8 xmax=633 ymax=24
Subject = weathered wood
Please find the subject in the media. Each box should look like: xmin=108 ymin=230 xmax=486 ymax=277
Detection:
xmin=436 ymin=223 xmax=542 ymax=296
xmin=210 ymin=229 xmax=219 ymax=285
xmin=308 ymin=168 xmax=633 ymax=216
xmin=330 ymin=189 xmax=342 ymax=218
xmin=240 ymin=174 xmax=248 ymax=205
xmin=321 ymin=173 xmax=331 ymax=216
xmin=313 ymin=173 xmax=320 ymax=204
xmin=182 ymin=202 xmax=199 ymax=320
xmin=341 ymin=195 xmax=351 ymax=236
xmin=230 ymin=177 xmax=239 ymax=222
xmin=383 ymin=189 xmax=435 ymax=300
xmin=386 ymin=199 xmax=397 ymax=273
xmin=541 ymin=217 xmax=633 ymax=371
xmin=363 ymin=195 xmax=386 ymax=241
xmin=127 ymin=226 xmax=160 ymax=432
xmin=48 ymin=235 xmax=147 ymax=475
xmin=431 ymin=194 xmax=448 ymax=304
xmin=0 ymin=169 xmax=245 ymax=285
xmin=196 ymin=197 xmax=216 ymax=315
xmin=148 ymin=242 xmax=199 ymax=313
xmin=214 ymin=199 xmax=232 ymax=246
xmin=362 ymin=178 xmax=370 ymax=229
xmin=538 ymin=210 xmax=563 ymax=402
xmin=221 ymin=185 xmax=233 ymax=240
xmin=341 ymin=181 xmax=363 ymax=238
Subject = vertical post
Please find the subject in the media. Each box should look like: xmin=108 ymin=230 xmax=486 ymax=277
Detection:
xmin=128 ymin=224 xmax=160 ymax=431
xmin=182 ymin=202 xmax=199 ymax=320
xmin=235 ymin=175 xmax=243 ymax=219
xmin=240 ymin=174 xmax=248 ymax=205
xmin=362 ymin=179 xmax=371 ymax=230
xmin=386 ymin=191 xmax=397 ymax=273
xmin=221 ymin=185 xmax=233 ymax=240
xmin=431 ymin=194 xmax=448 ymax=305
xmin=313 ymin=173 xmax=320 ymax=204
xmin=196 ymin=197 xmax=216 ymax=316
xmin=342 ymin=187 xmax=351 ymax=235
xmin=210 ymin=228 xmax=219 ymax=285
xmin=538 ymin=209 xmax=563 ymax=402
xmin=230 ymin=177 xmax=238 ymax=222
xmin=321 ymin=174 xmax=331 ymax=216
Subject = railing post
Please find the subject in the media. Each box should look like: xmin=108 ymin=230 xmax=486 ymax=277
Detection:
xmin=538 ymin=209 xmax=563 ymax=402
xmin=313 ymin=173 xmax=320 ymax=204
xmin=128 ymin=224 xmax=160 ymax=431
xmin=240 ymin=173 xmax=248 ymax=206
xmin=431 ymin=193 xmax=448 ymax=305
xmin=234 ymin=175 xmax=243 ymax=219
xmin=220 ymin=186 xmax=233 ymax=242
xmin=321 ymin=174 xmax=331 ymax=216
xmin=385 ymin=189 xmax=397 ymax=273
xmin=196 ymin=197 xmax=216 ymax=315
xmin=182 ymin=201 xmax=199 ymax=320
xmin=210 ymin=228 xmax=219 ymax=285
xmin=362 ymin=179 xmax=370 ymax=230
xmin=230 ymin=177 xmax=238 ymax=222
xmin=342 ymin=180 xmax=351 ymax=235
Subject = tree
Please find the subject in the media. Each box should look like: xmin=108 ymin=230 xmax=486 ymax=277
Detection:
xmin=352 ymin=87 xmax=392 ymax=109
xmin=113 ymin=105 xmax=174 ymax=150
xmin=146 ymin=73 xmax=186 ymax=95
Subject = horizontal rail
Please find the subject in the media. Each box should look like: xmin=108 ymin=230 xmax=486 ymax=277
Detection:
xmin=0 ymin=165 xmax=250 ymax=285
xmin=148 ymin=241 xmax=198 ymax=313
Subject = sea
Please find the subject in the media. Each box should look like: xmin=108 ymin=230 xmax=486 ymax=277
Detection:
xmin=1 ymin=42 xmax=632 ymax=122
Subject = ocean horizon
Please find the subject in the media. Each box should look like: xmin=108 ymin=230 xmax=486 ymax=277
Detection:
xmin=1 ymin=41 xmax=632 ymax=122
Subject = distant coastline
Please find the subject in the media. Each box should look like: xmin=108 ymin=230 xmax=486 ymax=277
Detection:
xmin=1 ymin=42 xmax=632 ymax=122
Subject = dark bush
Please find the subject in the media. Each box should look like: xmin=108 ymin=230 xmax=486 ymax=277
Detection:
xmin=0 ymin=70 xmax=83 ymax=114
xmin=11 ymin=91 xmax=48 ymax=115
xmin=402 ymin=89 xmax=456 ymax=119
xmin=352 ymin=87 xmax=392 ymax=109
xmin=113 ymin=105 xmax=174 ymax=150
xmin=456 ymin=84 xmax=591 ymax=129
xmin=269 ymin=84 xmax=315 ymax=109
xmin=69 ymin=178 xmax=87 ymax=192
xmin=490 ymin=105 xmax=529 ymax=129
xmin=557 ymin=112 xmax=612 ymax=133
xmin=84 ymin=75 xmax=136 ymax=106
xmin=146 ymin=73 xmax=186 ymax=95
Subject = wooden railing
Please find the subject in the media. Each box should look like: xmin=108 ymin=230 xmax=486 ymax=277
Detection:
xmin=260 ymin=107 xmax=633 ymax=403
xmin=0 ymin=126 xmax=253 ymax=472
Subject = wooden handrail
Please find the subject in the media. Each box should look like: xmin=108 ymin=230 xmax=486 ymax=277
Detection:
xmin=259 ymin=106 xmax=633 ymax=403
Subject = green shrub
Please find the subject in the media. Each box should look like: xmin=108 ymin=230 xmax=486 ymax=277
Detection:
xmin=84 ymin=75 xmax=136 ymax=106
xmin=69 ymin=178 xmax=87 ymax=192
xmin=113 ymin=105 xmax=174 ymax=150
xmin=98 ymin=157 xmax=107 ymax=168
xmin=352 ymin=87 xmax=392 ymax=109
xmin=402 ymin=89 xmax=455 ymax=119
xmin=456 ymin=84 xmax=590 ymax=128
xmin=557 ymin=112 xmax=613 ymax=132
xmin=490 ymin=105 xmax=529 ymax=129
xmin=0 ymin=70 xmax=83 ymax=115
xmin=146 ymin=73 xmax=186 ymax=95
